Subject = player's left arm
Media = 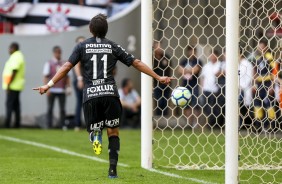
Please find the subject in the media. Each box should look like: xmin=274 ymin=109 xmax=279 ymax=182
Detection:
xmin=132 ymin=59 xmax=173 ymax=85
xmin=33 ymin=62 xmax=74 ymax=94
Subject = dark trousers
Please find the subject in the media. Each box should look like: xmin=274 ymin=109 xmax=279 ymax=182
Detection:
xmin=203 ymin=91 xmax=220 ymax=128
xmin=47 ymin=93 xmax=66 ymax=128
xmin=73 ymin=81 xmax=83 ymax=127
xmin=121 ymin=107 xmax=141 ymax=128
xmin=154 ymin=86 xmax=170 ymax=115
xmin=5 ymin=90 xmax=21 ymax=128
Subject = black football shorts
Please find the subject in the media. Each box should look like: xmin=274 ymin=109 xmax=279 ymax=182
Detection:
xmin=83 ymin=96 xmax=122 ymax=132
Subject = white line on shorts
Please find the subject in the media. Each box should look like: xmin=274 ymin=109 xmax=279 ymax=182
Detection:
xmin=147 ymin=168 xmax=218 ymax=184
xmin=0 ymin=135 xmax=129 ymax=167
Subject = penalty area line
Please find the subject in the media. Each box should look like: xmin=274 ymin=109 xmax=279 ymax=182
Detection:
xmin=147 ymin=168 xmax=218 ymax=184
xmin=0 ymin=134 xmax=129 ymax=167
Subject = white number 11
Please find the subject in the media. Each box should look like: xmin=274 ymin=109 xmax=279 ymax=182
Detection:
xmin=91 ymin=54 xmax=108 ymax=79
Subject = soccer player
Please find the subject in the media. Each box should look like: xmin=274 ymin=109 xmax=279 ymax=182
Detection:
xmin=33 ymin=14 xmax=172 ymax=178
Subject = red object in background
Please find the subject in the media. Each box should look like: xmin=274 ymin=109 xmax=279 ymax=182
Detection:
xmin=267 ymin=12 xmax=282 ymax=37
xmin=0 ymin=21 xmax=14 ymax=34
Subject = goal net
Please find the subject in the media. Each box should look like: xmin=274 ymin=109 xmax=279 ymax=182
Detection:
xmin=151 ymin=0 xmax=282 ymax=183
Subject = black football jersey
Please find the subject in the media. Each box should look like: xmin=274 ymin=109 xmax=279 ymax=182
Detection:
xmin=69 ymin=37 xmax=135 ymax=103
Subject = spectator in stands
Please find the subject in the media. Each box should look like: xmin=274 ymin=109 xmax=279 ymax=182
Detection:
xmin=178 ymin=46 xmax=203 ymax=127
xmin=72 ymin=36 xmax=85 ymax=131
xmin=2 ymin=42 xmax=25 ymax=128
xmin=253 ymin=39 xmax=276 ymax=131
xmin=153 ymin=41 xmax=171 ymax=116
xmin=110 ymin=0 xmax=132 ymax=16
xmin=84 ymin=0 xmax=110 ymax=7
xmin=118 ymin=78 xmax=141 ymax=128
xmin=202 ymin=50 xmax=221 ymax=128
xmin=43 ymin=46 xmax=71 ymax=129
xmin=239 ymin=49 xmax=254 ymax=128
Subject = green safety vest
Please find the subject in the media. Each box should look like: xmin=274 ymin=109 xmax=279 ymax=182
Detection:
xmin=2 ymin=51 xmax=26 ymax=91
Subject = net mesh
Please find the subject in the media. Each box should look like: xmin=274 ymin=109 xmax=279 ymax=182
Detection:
xmin=152 ymin=0 xmax=282 ymax=183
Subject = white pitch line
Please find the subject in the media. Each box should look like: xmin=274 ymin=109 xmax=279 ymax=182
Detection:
xmin=0 ymin=134 xmax=217 ymax=183
xmin=0 ymin=134 xmax=129 ymax=167
xmin=147 ymin=168 xmax=218 ymax=184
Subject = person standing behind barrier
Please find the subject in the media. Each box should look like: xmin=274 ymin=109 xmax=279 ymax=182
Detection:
xmin=178 ymin=46 xmax=203 ymax=128
xmin=202 ymin=50 xmax=221 ymax=128
xmin=43 ymin=46 xmax=71 ymax=129
xmin=239 ymin=49 xmax=254 ymax=128
xmin=2 ymin=42 xmax=25 ymax=128
xmin=73 ymin=36 xmax=86 ymax=131
xmin=216 ymin=50 xmax=226 ymax=127
xmin=153 ymin=41 xmax=171 ymax=116
xmin=253 ymin=39 xmax=276 ymax=132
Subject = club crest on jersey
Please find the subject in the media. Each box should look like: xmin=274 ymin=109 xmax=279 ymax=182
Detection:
xmin=46 ymin=4 xmax=70 ymax=33
xmin=0 ymin=0 xmax=17 ymax=14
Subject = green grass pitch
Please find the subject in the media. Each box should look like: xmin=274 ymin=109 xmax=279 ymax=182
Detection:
xmin=0 ymin=129 xmax=281 ymax=184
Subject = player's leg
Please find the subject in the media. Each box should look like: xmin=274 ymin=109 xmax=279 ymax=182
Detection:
xmin=83 ymin=99 xmax=104 ymax=155
xmin=5 ymin=90 xmax=14 ymax=128
xmin=107 ymin=127 xmax=119 ymax=178
xmin=47 ymin=93 xmax=55 ymax=128
xmin=104 ymin=97 xmax=122 ymax=178
xmin=14 ymin=91 xmax=21 ymax=128
xmin=58 ymin=93 xmax=66 ymax=129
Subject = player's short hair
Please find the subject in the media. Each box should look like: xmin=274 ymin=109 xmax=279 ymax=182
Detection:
xmin=89 ymin=14 xmax=108 ymax=38
xmin=10 ymin=42 xmax=19 ymax=51
xmin=121 ymin=78 xmax=131 ymax=88
xmin=53 ymin=46 xmax=61 ymax=52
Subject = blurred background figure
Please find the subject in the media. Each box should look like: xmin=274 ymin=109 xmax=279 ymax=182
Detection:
xmin=252 ymin=39 xmax=276 ymax=132
xmin=273 ymin=41 xmax=282 ymax=131
xmin=118 ymin=78 xmax=141 ymax=128
xmin=72 ymin=36 xmax=85 ymax=131
xmin=43 ymin=46 xmax=71 ymax=129
xmin=110 ymin=0 xmax=132 ymax=16
xmin=153 ymin=41 xmax=171 ymax=116
xmin=178 ymin=45 xmax=203 ymax=128
xmin=239 ymin=48 xmax=254 ymax=128
xmin=2 ymin=42 xmax=25 ymax=128
xmin=216 ymin=49 xmax=226 ymax=127
xmin=202 ymin=50 xmax=221 ymax=128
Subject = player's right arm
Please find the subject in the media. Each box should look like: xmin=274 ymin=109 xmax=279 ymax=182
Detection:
xmin=112 ymin=42 xmax=173 ymax=85
xmin=33 ymin=62 xmax=74 ymax=94
xmin=34 ymin=43 xmax=82 ymax=94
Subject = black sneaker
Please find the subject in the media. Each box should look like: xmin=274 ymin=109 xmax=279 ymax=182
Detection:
xmin=108 ymin=167 xmax=118 ymax=179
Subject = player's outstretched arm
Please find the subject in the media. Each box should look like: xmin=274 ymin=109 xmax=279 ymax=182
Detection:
xmin=33 ymin=62 xmax=74 ymax=94
xmin=132 ymin=59 xmax=173 ymax=85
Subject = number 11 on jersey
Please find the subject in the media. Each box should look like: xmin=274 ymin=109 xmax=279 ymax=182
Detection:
xmin=91 ymin=54 xmax=108 ymax=79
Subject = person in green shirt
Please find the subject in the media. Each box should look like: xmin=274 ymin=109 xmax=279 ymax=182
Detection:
xmin=2 ymin=42 xmax=25 ymax=128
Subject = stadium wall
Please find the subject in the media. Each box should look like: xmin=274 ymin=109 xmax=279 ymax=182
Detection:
xmin=0 ymin=1 xmax=141 ymax=126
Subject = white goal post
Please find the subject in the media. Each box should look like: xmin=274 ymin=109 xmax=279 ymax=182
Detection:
xmin=141 ymin=0 xmax=153 ymax=169
xmin=225 ymin=0 xmax=239 ymax=183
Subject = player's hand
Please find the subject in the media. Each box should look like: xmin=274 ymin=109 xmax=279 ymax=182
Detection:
xmin=66 ymin=87 xmax=72 ymax=96
xmin=33 ymin=85 xmax=50 ymax=95
xmin=77 ymin=80 xmax=84 ymax=90
xmin=158 ymin=76 xmax=175 ymax=85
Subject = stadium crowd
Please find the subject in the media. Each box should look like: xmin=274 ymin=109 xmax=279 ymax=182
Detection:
xmin=153 ymin=38 xmax=282 ymax=132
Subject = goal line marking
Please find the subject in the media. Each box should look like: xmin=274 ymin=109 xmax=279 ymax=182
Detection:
xmin=147 ymin=168 xmax=218 ymax=184
xmin=0 ymin=134 xmax=217 ymax=184
xmin=0 ymin=134 xmax=129 ymax=167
